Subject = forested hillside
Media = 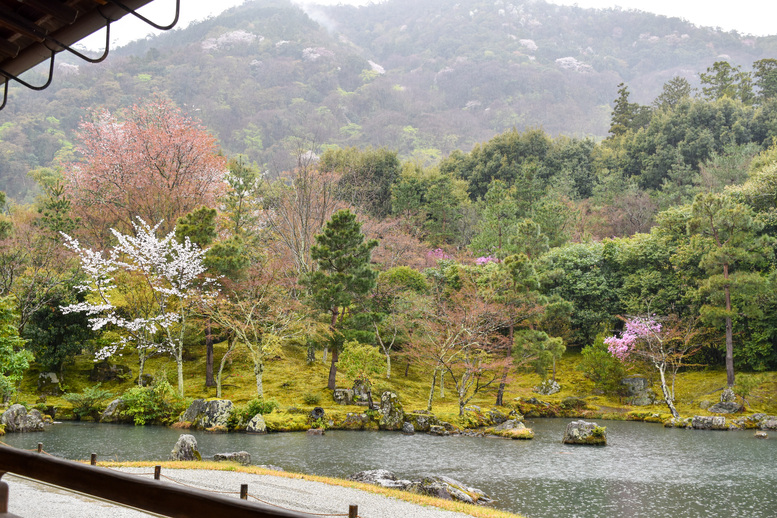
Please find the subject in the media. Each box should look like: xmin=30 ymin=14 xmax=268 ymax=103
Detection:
xmin=1 ymin=0 xmax=776 ymax=199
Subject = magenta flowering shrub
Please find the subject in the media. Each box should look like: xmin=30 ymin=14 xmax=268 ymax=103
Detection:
xmin=604 ymin=317 xmax=662 ymax=359
xmin=475 ymin=255 xmax=498 ymax=265
xmin=427 ymin=248 xmax=451 ymax=261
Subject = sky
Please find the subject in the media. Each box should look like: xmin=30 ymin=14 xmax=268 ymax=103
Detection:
xmin=79 ymin=0 xmax=776 ymax=50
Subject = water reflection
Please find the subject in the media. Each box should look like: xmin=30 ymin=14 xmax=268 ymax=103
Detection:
xmin=1 ymin=419 xmax=774 ymax=517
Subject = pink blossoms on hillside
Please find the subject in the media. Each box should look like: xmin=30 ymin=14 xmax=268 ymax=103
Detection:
xmin=604 ymin=317 xmax=662 ymax=359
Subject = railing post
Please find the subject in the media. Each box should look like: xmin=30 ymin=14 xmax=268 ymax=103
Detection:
xmin=0 ymin=473 xmax=8 ymax=513
xmin=154 ymin=466 xmax=161 ymax=481
xmin=240 ymin=484 xmax=248 ymax=500
xmin=36 ymin=443 xmax=42 ymax=454
xmin=90 ymin=454 xmax=97 ymax=466
xmin=349 ymin=504 xmax=358 ymax=518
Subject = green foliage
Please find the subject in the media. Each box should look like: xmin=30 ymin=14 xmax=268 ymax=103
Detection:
xmin=339 ymin=340 xmax=384 ymax=383
xmin=734 ymin=374 xmax=763 ymax=406
xmin=62 ymin=384 xmax=113 ymax=420
xmin=578 ymin=335 xmax=628 ymax=397
xmin=302 ymin=393 xmax=321 ymax=405
xmin=0 ymin=297 xmax=33 ymax=402
xmin=175 ymin=206 xmax=217 ymax=248
xmin=119 ymin=380 xmax=186 ymax=426
xmin=515 ymin=330 xmax=565 ymax=380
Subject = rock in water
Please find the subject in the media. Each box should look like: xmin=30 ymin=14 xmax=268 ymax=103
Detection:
xmin=180 ymin=399 xmax=234 ymax=430
xmin=100 ymin=399 xmax=127 ymax=423
xmin=170 ymin=434 xmax=201 ymax=461
xmin=246 ymin=414 xmax=267 ymax=434
xmin=691 ymin=416 xmax=728 ymax=430
xmin=378 ymin=391 xmax=404 ymax=431
xmin=562 ymin=420 xmax=607 ymax=445
xmin=1 ymin=405 xmax=46 ymax=433
xmin=402 ymin=422 xmax=415 ymax=435
xmin=213 ymin=451 xmax=251 ymax=465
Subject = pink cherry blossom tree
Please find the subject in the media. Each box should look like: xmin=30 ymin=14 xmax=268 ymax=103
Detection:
xmin=605 ymin=315 xmax=699 ymax=419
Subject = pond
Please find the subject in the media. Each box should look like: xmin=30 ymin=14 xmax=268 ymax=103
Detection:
xmin=1 ymin=418 xmax=774 ymax=518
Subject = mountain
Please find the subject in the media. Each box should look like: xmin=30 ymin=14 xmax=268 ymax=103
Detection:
xmin=0 ymin=0 xmax=774 ymax=199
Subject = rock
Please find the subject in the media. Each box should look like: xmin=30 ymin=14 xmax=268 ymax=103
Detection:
xmin=246 ymin=414 xmax=267 ymax=434
xmin=309 ymin=407 xmax=325 ymax=420
xmin=1 ymin=405 xmax=46 ymax=433
xmin=348 ymin=469 xmax=413 ymax=490
xmin=664 ymin=417 xmax=692 ymax=428
xmin=720 ymin=387 xmax=736 ymax=403
xmin=37 ymin=372 xmax=61 ymax=396
xmin=699 ymin=400 xmax=712 ymax=410
xmin=621 ymin=376 xmax=656 ymax=406
xmin=708 ymin=401 xmax=744 ymax=414
xmin=562 ymin=420 xmax=607 ymax=445
xmin=333 ymin=388 xmax=354 ymax=405
xmin=89 ymin=361 xmax=131 ymax=383
xmin=406 ymin=410 xmax=439 ymax=432
xmin=486 ymin=408 xmax=509 ymax=425
xmin=349 ymin=470 xmax=492 ymax=505
xmin=352 ymin=378 xmax=372 ymax=405
xmin=213 ymin=451 xmax=251 ymax=465
xmin=428 ymin=425 xmax=449 ymax=436
xmin=759 ymin=417 xmax=777 ymax=431
xmin=306 ymin=428 xmax=325 ymax=435
xmin=134 ymin=374 xmax=153 ymax=387
xmin=170 ymin=434 xmax=201 ymax=461
xmin=534 ymin=379 xmax=560 ymax=395
xmin=692 ymin=416 xmax=728 ymax=430
xmin=100 ymin=399 xmax=127 ymax=423
xmin=180 ymin=399 xmax=234 ymax=430
xmin=755 ymin=431 xmax=768 ymax=439
xmin=410 ymin=475 xmax=493 ymax=505
xmin=525 ymin=397 xmax=549 ymax=407
xmin=378 ymin=391 xmax=404 ymax=431
xmin=342 ymin=413 xmax=372 ymax=430
xmin=402 ymin=422 xmax=415 ymax=435
xmin=491 ymin=419 xmax=534 ymax=439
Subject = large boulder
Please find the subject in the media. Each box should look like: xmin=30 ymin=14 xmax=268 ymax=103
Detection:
xmin=170 ymin=434 xmax=201 ymax=461
xmin=562 ymin=420 xmax=607 ymax=445
xmin=246 ymin=414 xmax=267 ymax=434
xmin=1 ymin=405 xmax=46 ymax=433
xmin=180 ymin=399 xmax=234 ymax=430
xmin=708 ymin=401 xmax=744 ymax=414
xmin=352 ymin=379 xmax=372 ymax=406
xmin=333 ymin=389 xmax=354 ymax=405
xmin=89 ymin=361 xmax=131 ymax=383
xmin=491 ymin=419 xmax=534 ymax=440
xmin=348 ymin=469 xmax=413 ymax=490
xmin=534 ymin=379 xmax=560 ymax=396
xmin=402 ymin=422 xmax=415 ymax=435
xmin=410 ymin=475 xmax=493 ymax=505
xmin=378 ymin=391 xmax=404 ymax=431
xmin=406 ymin=410 xmax=440 ymax=432
xmin=720 ymin=387 xmax=736 ymax=403
xmin=758 ymin=416 xmax=777 ymax=431
xmin=621 ymin=377 xmax=656 ymax=406
xmin=100 ymin=399 xmax=128 ymax=423
xmin=213 ymin=451 xmax=251 ymax=465
xmin=37 ymin=372 xmax=61 ymax=396
xmin=348 ymin=470 xmax=492 ymax=505
xmin=691 ymin=416 xmax=728 ymax=430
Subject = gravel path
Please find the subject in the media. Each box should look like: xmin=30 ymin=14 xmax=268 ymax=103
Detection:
xmin=5 ymin=468 xmax=482 ymax=518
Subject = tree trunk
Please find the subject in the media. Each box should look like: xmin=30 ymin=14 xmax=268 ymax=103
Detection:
xmin=427 ymin=369 xmax=438 ymax=411
xmin=216 ymin=336 xmax=236 ymax=398
xmin=254 ymin=360 xmax=264 ymax=398
xmin=205 ymin=322 xmax=215 ymax=387
xmin=439 ymin=371 xmax=445 ymax=398
xmin=495 ymin=366 xmax=509 ymax=406
xmin=176 ymin=344 xmax=184 ymax=397
xmin=385 ymin=352 xmax=391 ymax=379
xmin=405 ymin=361 xmax=410 ymax=377
xmin=657 ymin=363 xmax=679 ymax=419
xmin=327 ymin=346 xmax=339 ymax=390
xmin=724 ymin=265 xmax=735 ymax=388
xmin=306 ymin=340 xmax=316 ymax=364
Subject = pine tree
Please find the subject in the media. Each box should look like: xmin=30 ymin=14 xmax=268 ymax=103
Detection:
xmin=302 ymin=210 xmax=378 ymax=390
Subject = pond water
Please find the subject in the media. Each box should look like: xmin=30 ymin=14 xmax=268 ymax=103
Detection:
xmin=1 ymin=419 xmax=774 ymax=518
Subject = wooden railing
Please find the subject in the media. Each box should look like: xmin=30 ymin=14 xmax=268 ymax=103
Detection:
xmin=0 ymin=445 xmax=356 ymax=518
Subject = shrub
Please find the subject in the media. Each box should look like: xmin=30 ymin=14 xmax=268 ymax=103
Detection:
xmin=63 ymin=384 xmax=114 ymax=420
xmin=302 ymin=393 xmax=321 ymax=405
xmin=577 ymin=335 xmax=628 ymax=397
xmin=231 ymin=397 xmax=280 ymax=428
xmin=120 ymin=380 xmax=186 ymax=426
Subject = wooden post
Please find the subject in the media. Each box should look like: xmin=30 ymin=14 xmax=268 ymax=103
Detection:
xmin=90 ymin=454 xmax=97 ymax=466
xmin=154 ymin=466 xmax=161 ymax=480
xmin=36 ymin=443 xmax=42 ymax=454
xmin=0 ymin=478 xmax=8 ymax=513
xmin=240 ymin=484 xmax=248 ymax=500
xmin=349 ymin=504 xmax=358 ymax=518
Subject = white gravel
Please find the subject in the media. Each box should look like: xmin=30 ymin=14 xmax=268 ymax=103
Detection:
xmin=4 ymin=468 xmax=483 ymax=518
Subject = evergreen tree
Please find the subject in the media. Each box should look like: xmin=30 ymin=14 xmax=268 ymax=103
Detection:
xmin=302 ymin=210 xmax=378 ymax=390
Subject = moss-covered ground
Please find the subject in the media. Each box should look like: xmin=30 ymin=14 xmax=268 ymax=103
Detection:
xmin=16 ymin=342 xmax=777 ymax=426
